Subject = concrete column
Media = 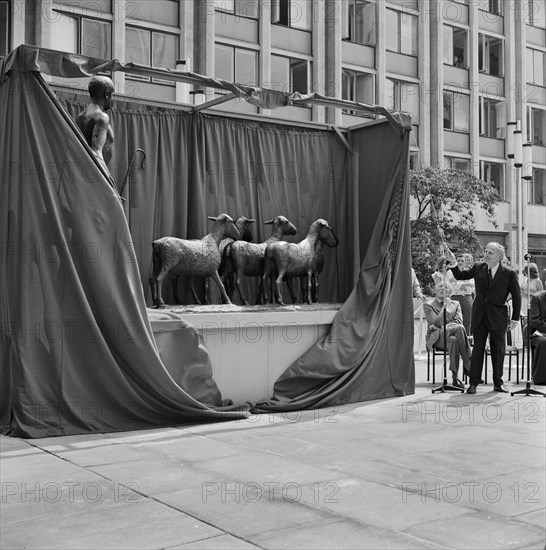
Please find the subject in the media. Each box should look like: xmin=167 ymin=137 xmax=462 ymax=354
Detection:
xmin=324 ymin=0 xmax=341 ymax=125
xmin=375 ymin=0 xmax=386 ymax=109
xmin=11 ymin=0 xmax=26 ymax=47
xmin=311 ymin=0 xmax=325 ymax=123
xmin=469 ymin=0 xmax=480 ymax=177
xmin=429 ymin=0 xmax=444 ymax=167
xmin=112 ymin=0 xmax=125 ymax=97
xmin=417 ymin=0 xmax=430 ymax=165
xmin=504 ymin=0 xmax=518 ymax=264
xmin=259 ymin=0 xmax=272 ymax=116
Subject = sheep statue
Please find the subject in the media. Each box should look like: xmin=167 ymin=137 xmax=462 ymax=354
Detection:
xmin=216 ymin=216 xmax=255 ymax=298
xmin=220 ymin=215 xmax=298 ymax=305
xmin=263 ymin=218 xmax=339 ymax=306
xmin=149 ymin=214 xmax=240 ymax=308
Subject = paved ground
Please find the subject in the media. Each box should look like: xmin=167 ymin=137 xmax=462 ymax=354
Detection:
xmin=1 ymin=355 xmax=545 ymax=550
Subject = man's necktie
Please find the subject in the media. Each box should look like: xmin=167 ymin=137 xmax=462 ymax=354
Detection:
xmin=488 ymin=268 xmax=492 ymax=284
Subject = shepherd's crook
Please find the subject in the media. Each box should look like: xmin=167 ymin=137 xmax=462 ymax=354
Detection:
xmin=120 ymin=148 xmax=146 ymax=197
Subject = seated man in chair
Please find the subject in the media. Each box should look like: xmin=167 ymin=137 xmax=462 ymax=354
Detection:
xmin=529 ymin=289 xmax=546 ymax=385
xmin=424 ymin=282 xmax=472 ymax=388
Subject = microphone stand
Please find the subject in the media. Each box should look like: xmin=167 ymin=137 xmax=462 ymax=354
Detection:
xmin=511 ymin=255 xmax=546 ymax=398
xmin=433 ymin=263 xmax=464 ymax=394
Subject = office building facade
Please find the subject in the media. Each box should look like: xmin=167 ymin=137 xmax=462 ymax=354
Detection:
xmin=1 ymin=0 xmax=545 ymax=271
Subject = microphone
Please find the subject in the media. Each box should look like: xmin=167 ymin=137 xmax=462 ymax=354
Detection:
xmin=524 ymin=253 xmax=532 ymax=261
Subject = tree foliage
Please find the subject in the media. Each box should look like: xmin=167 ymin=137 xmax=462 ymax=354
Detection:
xmin=410 ymin=166 xmax=499 ymax=295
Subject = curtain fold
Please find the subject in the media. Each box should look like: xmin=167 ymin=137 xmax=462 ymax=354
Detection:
xmin=1 ymin=52 xmax=248 ymax=438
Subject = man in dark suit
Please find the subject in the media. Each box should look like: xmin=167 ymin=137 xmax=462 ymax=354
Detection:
xmin=445 ymin=242 xmax=521 ymax=394
xmin=529 ymin=290 xmax=546 ymax=385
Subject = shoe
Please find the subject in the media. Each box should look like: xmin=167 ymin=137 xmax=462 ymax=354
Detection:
xmin=467 ymin=385 xmax=477 ymax=394
xmin=494 ymin=385 xmax=508 ymax=393
xmin=452 ymin=378 xmax=465 ymax=389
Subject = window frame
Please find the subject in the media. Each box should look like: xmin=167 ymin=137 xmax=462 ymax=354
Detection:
xmin=478 ymin=33 xmax=504 ymax=76
xmin=0 ymin=0 xmax=9 ymax=57
xmin=527 ymin=106 xmax=546 ymax=146
xmin=125 ymin=25 xmax=180 ymax=86
xmin=443 ymin=90 xmax=470 ymax=133
xmin=386 ymin=8 xmax=418 ymax=57
xmin=481 ymin=160 xmax=506 ymax=201
xmin=271 ymin=53 xmax=311 ymax=95
xmin=527 ymin=0 xmax=546 ymax=29
xmin=528 ymin=167 xmax=546 ymax=205
xmin=342 ymin=0 xmax=376 ymax=47
xmin=479 ymin=96 xmax=505 ymax=138
xmin=214 ymin=0 xmax=259 ymax=19
xmin=52 ymin=9 xmax=113 ymax=60
xmin=271 ymin=0 xmax=312 ymax=31
xmin=341 ymin=68 xmax=375 ymax=115
xmin=214 ymin=43 xmax=259 ymax=89
xmin=443 ymin=25 xmax=469 ymax=68
xmin=527 ymin=48 xmax=545 ymax=87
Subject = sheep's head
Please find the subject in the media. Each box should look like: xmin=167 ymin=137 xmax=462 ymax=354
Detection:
xmin=208 ymin=214 xmax=240 ymax=241
xmin=234 ymin=216 xmax=255 ymax=242
xmin=265 ymin=215 xmax=297 ymax=236
xmin=315 ymin=219 xmax=339 ymax=248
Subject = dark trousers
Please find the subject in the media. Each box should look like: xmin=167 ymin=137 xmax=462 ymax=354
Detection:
xmin=452 ymin=295 xmax=473 ymax=335
xmin=530 ymin=335 xmax=546 ymax=385
xmin=470 ymin=315 xmax=506 ymax=387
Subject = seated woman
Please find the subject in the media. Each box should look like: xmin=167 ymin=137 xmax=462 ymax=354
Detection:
xmin=431 ymin=256 xmax=456 ymax=288
xmin=424 ymin=282 xmax=472 ymax=388
xmin=521 ymin=263 xmax=544 ymax=315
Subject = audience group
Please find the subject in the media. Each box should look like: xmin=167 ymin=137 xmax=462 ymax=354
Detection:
xmin=414 ymin=244 xmax=545 ymax=389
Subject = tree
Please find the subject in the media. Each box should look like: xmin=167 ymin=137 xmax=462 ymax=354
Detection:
xmin=410 ymin=166 xmax=499 ymax=295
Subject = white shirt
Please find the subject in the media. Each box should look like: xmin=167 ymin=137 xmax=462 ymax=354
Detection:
xmin=489 ymin=263 xmax=500 ymax=279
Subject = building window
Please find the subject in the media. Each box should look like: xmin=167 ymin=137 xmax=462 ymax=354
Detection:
xmin=529 ymin=168 xmax=546 ymax=205
xmin=527 ymin=107 xmax=546 ymax=146
xmin=342 ymin=69 xmax=374 ymax=114
xmin=409 ymin=152 xmax=420 ymax=171
xmin=386 ymin=79 xmax=419 ymax=124
xmin=128 ymin=0 xmax=179 ymax=26
xmin=215 ymin=44 xmax=258 ymax=90
xmin=445 ymin=157 xmax=471 ymax=172
xmin=51 ymin=11 xmax=112 ymax=59
xmin=478 ymin=34 xmax=503 ymax=76
xmin=386 ymin=9 xmax=417 ymax=56
xmin=481 ymin=161 xmax=505 ymax=200
xmin=0 ymin=1 xmax=9 ymax=57
xmin=526 ymin=0 xmax=546 ymax=28
xmin=55 ymin=0 xmax=111 ymax=12
xmin=479 ymin=0 xmax=502 ymax=15
xmin=271 ymin=55 xmax=310 ymax=94
xmin=443 ymin=91 xmax=470 ymax=132
xmin=271 ymin=0 xmax=311 ymax=30
xmin=215 ymin=1 xmax=259 ymax=18
xmin=443 ymin=26 xmax=468 ymax=68
xmin=479 ymin=97 xmax=505 ymax=138
xmin=125 ymin=27 xmax=179 ymax=85
xmin=342 ymin=1 xmax=376 ymax=46
xmin=527 ymin=48 xmax=545 ymax=86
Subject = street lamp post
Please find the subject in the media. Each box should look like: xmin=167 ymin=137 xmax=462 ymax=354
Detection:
xmin=506 ymin=120 xmax=533 ymax=280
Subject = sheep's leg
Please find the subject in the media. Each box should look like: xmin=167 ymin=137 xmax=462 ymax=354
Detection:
xmin=255 ymin=280 xmax=264 ymax=305
xmin=274 ymin=270 xmax=286 ymax=306
xmin=187 ymin=278 xmax=203 ymax=305
xmin=211 ymin=270 xmax=232 ymax=304
xmin=172 ymin=275 xmax=181 ymax=304
xmin=305 ymin=271 xmax=312 ymax=305
xmin=312 ymin=273 xmax=320 ymax=302
xmin=286 ymin=277 xmax=297 ymax=303
xmin=203 ymin=277 xmax=211 ymax=305
xmin=149 ymin=272 xmax=168 ymax=308
xmin=234 ymin=271 xmax=250 ymax=306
